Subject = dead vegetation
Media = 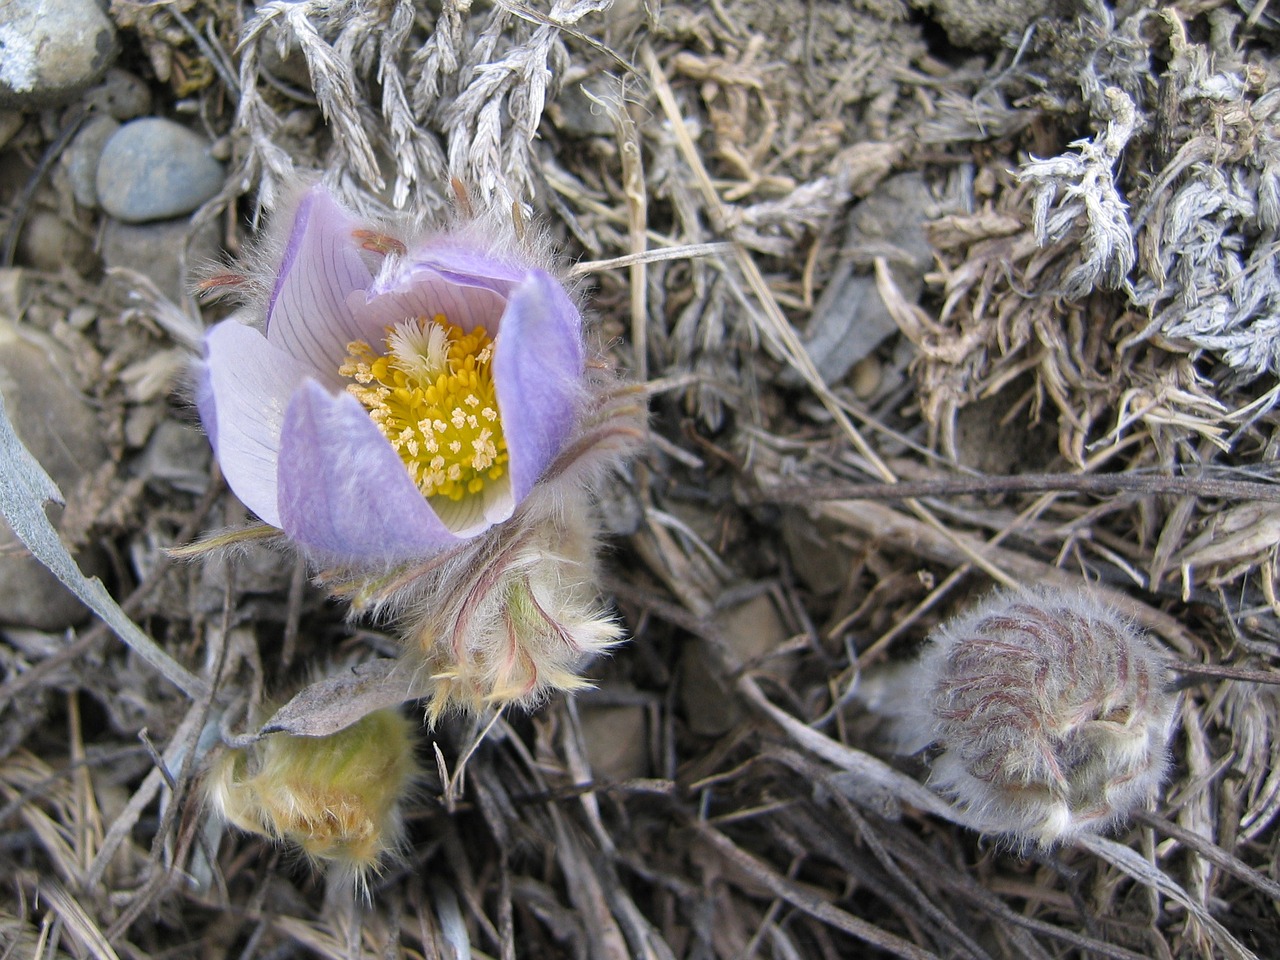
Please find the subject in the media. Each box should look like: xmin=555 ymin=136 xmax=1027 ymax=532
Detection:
xmin=2 ymin=0 xmax=1280 ymax=957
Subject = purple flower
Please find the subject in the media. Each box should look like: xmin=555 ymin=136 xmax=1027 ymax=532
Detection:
xmin=196 ymin=186 xmax=586 ymax=564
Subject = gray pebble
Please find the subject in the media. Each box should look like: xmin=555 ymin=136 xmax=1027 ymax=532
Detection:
xmin=100 ymin=215 xmax=221 ymax=303
xmin=0 ymin=0 xmax=118 ymax=107
xmin=0 ymin=110 xmax=21 ymax=150
xmin=83 ymin=68 xmax=152 ymax=121
xmin=139 ymin=419 xmax=211 ymax=494
xmin=96 ymin=118 xmax=225 ymax=224
xmin=62 ymin=114 xmax=119 ymax=208
xmin=0 ymin=318 xmax=107 ymax=630
xmin=554 ymin=77 xmax=622 ymax=138
xmin=257 ymin=26 xmax=314 ymax=88
xmin=799 ymin=173 xmax=950 ymax=387
xmin=17 ymin=210 xmax=93 ymax=273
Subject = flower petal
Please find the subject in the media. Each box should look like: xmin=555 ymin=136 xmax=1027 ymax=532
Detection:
xmin=493 ymin=271 xmax=586 ymax=502
xmin=399 ymin=243 xmax=530 ymax=290
xmin=357 ymin=254 xmax=512 ymax=335
xmin=196 ymin=318 xmax=315 ymax=527
xmin=265 ymin=187 xmax=376 ymax=386
xmin=276 ymin=380 xmax=464 ymax=563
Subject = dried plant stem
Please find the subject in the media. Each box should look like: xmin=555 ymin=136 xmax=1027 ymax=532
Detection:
xmin=758 ymin=473 xmax=1280 ymax=506
xmin=693 ymin=821 xmax=940 ymax=960
xmin=1135 ymin=810 xmax=1280 ymax=900
xmin=815 ymin=499 xmax=1198 ymax=654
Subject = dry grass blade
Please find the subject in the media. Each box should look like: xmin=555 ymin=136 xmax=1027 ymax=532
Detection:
xmin=693 ymin=823 xmax=939 ymax=960
xmin=36 ymin=883 xmax=121 ymax=960
xmin=1076 ymin=834 xmax=1258 ymax=960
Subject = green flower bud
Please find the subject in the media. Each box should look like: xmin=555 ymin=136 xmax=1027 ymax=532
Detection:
xmin=208 ymin=708 xmax=418 ymax=885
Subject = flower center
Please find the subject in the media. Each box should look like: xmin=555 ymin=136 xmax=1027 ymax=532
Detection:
xmin=339 ymin=315 xmax=507 ymax=504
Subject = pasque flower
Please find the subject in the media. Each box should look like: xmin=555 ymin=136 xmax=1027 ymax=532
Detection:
xmin=195 ymin=185 xmax=643 ymax=718
xmin=196 ymin=185 xmax=588 ymax=565
xmin=865 ymin=586 xmax=1175 ymax=848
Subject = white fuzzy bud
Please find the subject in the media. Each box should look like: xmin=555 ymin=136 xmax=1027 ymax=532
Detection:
xmin=873 ymin=586 xmax=1176 ymax=848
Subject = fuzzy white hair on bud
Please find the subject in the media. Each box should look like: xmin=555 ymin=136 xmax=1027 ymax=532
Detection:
xmin=864 ymin=586 xmax=1176 ymax=849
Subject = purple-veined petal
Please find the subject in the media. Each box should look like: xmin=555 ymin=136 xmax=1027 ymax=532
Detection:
xmin=400 ymin=242 xmax=530 ymax=288
xmin=197 ymin=319 xmax=315 ymax=527
xmin=265 ymin=187 xmax=376 ymax=387
xmin=357 ymin=258 xmax=511 ymax=335
xmin=276 ymin=380 xmax=464 ymax=563
xmin=493 ymin=270 xmax=586 ymax=503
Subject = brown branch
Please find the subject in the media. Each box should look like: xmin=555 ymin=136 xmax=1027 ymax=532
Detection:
xmin=755 ymin=473 xmax=1280 ymax=505
xmin=1169 ymin=662 xmax=1280 ymax=686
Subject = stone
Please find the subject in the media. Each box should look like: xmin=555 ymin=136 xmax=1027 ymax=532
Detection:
xmin=799 ymin=172 xmax=959 ymax=387
xmin=100 ymin=215 xmax=221 ymax=303
xmin=17 ymin=210 xmax=93 ymax=273
xmin=83 ymin=68 xmax=151 ymax=121
xmin=257 ymin=29 xmax=313 ymax=89
xmin=0 ymin=0 xmax=118 ymax=107
xmin=553 ymin=76 xmax=622 ymax=138
xmin=680 ymin=594 xmax=795 ymax=737
xmin=138 ymin=419 xmax=211 ymax=495
xmin=96 ymin=119 xmax=225 ymax=224
xmin=0 ymin=319 xmax=107 ymax=630
xmin=579 ymin=704 xmax=649 ymax=781
xmin=61 ymin=115 xmax=120 ymax=209
xmin=0 ymin=110 xmax=21 ymax=150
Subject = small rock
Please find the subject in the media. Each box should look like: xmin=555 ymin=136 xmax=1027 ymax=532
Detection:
xmin=198 ymin=542 xmax=295 ymax=612
xmin=100 ymin=215 xmax=221 ymax=303
xmin=579 ymin=704 xmax=648 ymax=781
xmin=0 ymin=0 xmax=118 ymax=107
xmin=83 ymin=68 xmax=151 ymax=120
xmin=123 ymin=403 xmax=162 ymax=449
xmin=17 ymin=210 xmax=93 ymax=273
xmin=554 ymin=76 xmax=622 ymax=138
xmin=800 ymin=173 xmax=952 ymax=387
xmin=782 ymin=512 xmax=851 ymax=598
xmin=62 ymin=115 xmax=120 ymax=208
xmin=0 ymin=319 xmax=107 ymax=630
xmin=680 ymin=594 xmax=795 ymax=737
xmin=849 ymin=355 xmax=882 ymax=400
xmin=0 ymin=110 xmax=22 ymax=149
xmin=257 ymin=24 xmax=313 ymax=88
xmin=139 ymin=419 xmax=211 ymax=494
xmin=96 ymin=119 xmax=225 ymax=223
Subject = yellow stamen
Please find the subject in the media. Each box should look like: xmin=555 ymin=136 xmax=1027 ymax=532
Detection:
xmin=340 ymin=315 xmax=507 ymax=504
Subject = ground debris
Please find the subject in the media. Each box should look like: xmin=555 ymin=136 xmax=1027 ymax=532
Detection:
xmin=0 ymin=0 xmax=1278 ymax=957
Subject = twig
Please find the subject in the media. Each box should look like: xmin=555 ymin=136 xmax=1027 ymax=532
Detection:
xmin=1170 ymin=662 xmax=1280 ymax=686
xmin=1135 ymin=810 xmax=1280 ymax=901
xmin=754 ymin=473 xmax=1280 ymax=505
xmin=693 ymin=821 xmax=940 ymax=960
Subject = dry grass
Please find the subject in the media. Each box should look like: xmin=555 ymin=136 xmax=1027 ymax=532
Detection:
xmin=1 ymin=0 xmax=1279 ymax=957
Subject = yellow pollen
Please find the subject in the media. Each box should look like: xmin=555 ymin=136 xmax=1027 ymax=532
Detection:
xmin=340 ymin=315 xmax=507 ymax=503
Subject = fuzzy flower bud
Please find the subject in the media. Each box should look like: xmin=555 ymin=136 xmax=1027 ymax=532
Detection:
xmin=207 ymin=708 xmax=418 ymax=885
xmin=873 ymin=586 xmax=1175 ymax=848
xmin=343 ymin=483 xmax=623 ymax=722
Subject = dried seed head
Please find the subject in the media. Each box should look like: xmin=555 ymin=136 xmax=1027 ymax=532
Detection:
xmin=900 ymin=586 xmax=1176 ymax=847
xmin=207 ymin=708 xmax=418 ymax=890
